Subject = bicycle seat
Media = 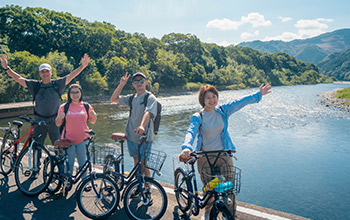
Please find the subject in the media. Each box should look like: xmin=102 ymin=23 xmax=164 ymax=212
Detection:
xmin=54 ymin=139 xmax=72 ymax=149
xmin=111 ymin=133 xmax=127 ymax=141
xmin=13 ymin=120 xmax=23 ymax=127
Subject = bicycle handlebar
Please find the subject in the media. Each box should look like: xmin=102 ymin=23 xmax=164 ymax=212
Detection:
xmin=18 ymin=114 xmax=47 ymax=126
xmin=190 ymin=149 xmax=235 ymax=157
xmin=182 ymin=149 xmax=236 ymax=164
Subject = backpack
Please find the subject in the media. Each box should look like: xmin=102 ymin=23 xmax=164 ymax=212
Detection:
xmin=60 ymin=102 xmax=90 ymax=138
xmin=33 ymin=80 xmax=62 ymax=103
xmin=128 ymin=92 xmax=162 ymax=135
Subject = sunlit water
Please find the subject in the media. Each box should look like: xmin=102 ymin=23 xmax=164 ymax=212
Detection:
xmin=1 ymin=83 xmax=349 ymax=220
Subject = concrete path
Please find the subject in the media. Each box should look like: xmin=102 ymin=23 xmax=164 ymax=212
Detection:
xmin=0 ymin=171 xmax=309 ymax=220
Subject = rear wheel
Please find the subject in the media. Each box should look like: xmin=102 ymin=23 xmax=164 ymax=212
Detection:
xmin=14 ymin=143 xmax=53 ymax=196
xmin=44 ymin=156 xmax=62 ymax=194
xmin=104 ymin=155 xmax=124 ymax=190
xmin=123 ymin=178 xmax=168 ymax=220
xmin=77 ymin=173 xmax=120 ymax=219
xmin=174 ymin=168 xmax=192 ymax=212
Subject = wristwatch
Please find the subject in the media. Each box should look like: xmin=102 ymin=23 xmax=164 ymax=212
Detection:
xmin=4 ymin=66 xmax=9 ymax=71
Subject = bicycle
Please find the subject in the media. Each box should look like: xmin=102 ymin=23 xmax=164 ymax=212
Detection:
xmin=43 ymin=130 xmax=120 ymax=220
xmin=0 ymin=115 xmax=54 ymax=196
xmin=0 ymin=119 xmax=25 ymax=175
xmin=173 ymin=150 xmax=241 ymax=220
xmin=100 ymin=132 xmax=168 ymax=220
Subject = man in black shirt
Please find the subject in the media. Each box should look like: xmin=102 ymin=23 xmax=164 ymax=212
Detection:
xmin=0 ymin=53 xmax=90 ymax=145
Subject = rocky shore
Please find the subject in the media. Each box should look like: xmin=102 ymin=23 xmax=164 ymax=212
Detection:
xmin=318 ymin=88 xmax=350 ymax=111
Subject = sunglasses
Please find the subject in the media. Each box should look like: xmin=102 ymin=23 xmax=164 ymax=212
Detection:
xmin=132 ymin=79 xmax=145 ymax=84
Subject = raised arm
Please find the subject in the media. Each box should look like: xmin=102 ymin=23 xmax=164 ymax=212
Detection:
xmin=1 ymin=54 xmax=28 ymax=88
xmin=65 ymin=53 xmax=90 ymax=85
xmin=260 ymin=83 xmax=272 ymax=96
xmin=110 ymin=72 xmax=130 ymax=103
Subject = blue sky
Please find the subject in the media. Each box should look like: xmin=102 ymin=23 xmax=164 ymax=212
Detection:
xmin=1 ymin=0 xmax=350 ymax=46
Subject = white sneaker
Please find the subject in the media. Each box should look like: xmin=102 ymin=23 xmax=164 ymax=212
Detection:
xmin=201 ymin=212 xmax=210 ymax=220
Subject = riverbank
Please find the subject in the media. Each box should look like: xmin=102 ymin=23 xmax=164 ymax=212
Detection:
xmin=318 ymin=88 xmax=350 ymax=111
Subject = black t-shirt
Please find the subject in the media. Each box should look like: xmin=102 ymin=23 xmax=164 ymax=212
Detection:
xmin=26 ymin=77 xmax=66 ymax=117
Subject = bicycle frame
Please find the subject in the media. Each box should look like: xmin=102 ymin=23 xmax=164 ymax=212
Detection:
xmin=105 ymin=135 xmax=150 ymax=201
xmin=179 ymin=159 xmax=215 ymax=216
xmin=177 ymin=150 xmax=235 ymax=217
xmin=52 ymin=131 xmax=101 ymax=196
xmin=1 ymin=118 xmax=36 ymax=174
xmin=107 ymin=140 xmax=141 ymax=190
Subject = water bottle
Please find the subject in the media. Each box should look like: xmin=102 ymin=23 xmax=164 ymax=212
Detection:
xmin=214 ymin=181 xmax=233 ymax=193
xmin=203 ymin=177 xmax=221 ymax=192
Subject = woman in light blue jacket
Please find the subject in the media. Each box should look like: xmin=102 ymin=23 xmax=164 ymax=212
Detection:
xmin=179 ymin=83 xmax=271 ymax=220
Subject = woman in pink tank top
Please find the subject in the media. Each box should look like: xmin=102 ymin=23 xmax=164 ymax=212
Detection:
xmin=55 ymin=84 xmax=97 ymax=179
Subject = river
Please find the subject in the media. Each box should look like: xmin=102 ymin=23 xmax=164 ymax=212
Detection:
xmin=1 ymin=83 xmax=349 ymax=220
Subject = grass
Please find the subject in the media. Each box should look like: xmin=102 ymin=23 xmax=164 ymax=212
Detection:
xmin=336 ymin=87 xmax=350 ymax=105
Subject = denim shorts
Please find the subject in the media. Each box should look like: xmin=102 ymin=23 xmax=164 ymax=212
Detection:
xmin=127 ymin=140 xmax=152 ymax=160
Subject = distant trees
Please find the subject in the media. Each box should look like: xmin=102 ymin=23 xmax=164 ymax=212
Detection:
xmin=0 ymin=5 xmax=333 ymax=103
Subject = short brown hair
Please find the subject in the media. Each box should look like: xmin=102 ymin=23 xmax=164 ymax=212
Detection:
xmin=198 ymin=84 xmax=219 ymax=108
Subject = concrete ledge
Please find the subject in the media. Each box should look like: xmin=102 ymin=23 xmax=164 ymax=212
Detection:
xmin=0 ymin=101 xmax=34 ymax=119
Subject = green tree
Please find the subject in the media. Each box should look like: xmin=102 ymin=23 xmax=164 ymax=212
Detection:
xmin=46 ymin=51 xmax=73 ymax=76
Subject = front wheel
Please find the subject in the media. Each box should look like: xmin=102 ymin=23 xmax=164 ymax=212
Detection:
xmin=174 ymin=167 xmax=192 ymax=212
xmin=209 ymin=201 xmax=234 ymax=220
xmin=14 ymin=143 xmax=53 ymax=196
xmin=123 ymin=178 xmax=168 ymax=220
xmin=77 ymin=173 xmax=120 ymax=219
xmin=0 ymin=133 xmax=15 ymax=175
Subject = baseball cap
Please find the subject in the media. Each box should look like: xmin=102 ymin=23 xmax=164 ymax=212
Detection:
xmin=39 ymin=63 xmax=52 ymax=71
xmin=132 ymin=72 xmax=146 ymax=80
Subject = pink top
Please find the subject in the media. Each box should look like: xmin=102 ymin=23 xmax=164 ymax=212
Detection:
xmin=56 ymin=102 xmax=93 ymax=144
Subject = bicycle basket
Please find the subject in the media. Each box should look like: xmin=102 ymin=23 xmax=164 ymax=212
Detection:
xmin=92 ymin=143 xmax=121 ymax=166
xmin=144 ymin=149 xmax=167 ymax=172
xmin=201 ymin=164 xmax=241 ymax=194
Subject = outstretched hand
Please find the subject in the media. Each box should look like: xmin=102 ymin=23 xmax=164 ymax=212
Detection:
xmin=259 ymin=83 xmax=272 ymax=96
xmin=81 ymin=53 xmax=90 ymax=67
xmin=1 ymin=54 xmax=8 ymax=69
xmin=120 ymin=72 xmax=130 ymax=86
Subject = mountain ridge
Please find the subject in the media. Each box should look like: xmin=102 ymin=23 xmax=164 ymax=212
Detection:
xmin=239 ymin=28 xmax=350 ymax=64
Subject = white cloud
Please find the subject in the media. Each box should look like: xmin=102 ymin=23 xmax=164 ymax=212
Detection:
xmin=216 ymin=40 xmax=234 ymax=47
xmin=206 ymin=18 xmax=243 ymax=31
xmin=262 ymin=17 xmax=333 ymax=42
xmin=294 ymin=18 xmax=333 ymax=38
xmin=278 ymin=16 xmax=292 ymax=23
xmin=263 ymin=32 xmax=299 ymax=41
xmin=295 ymin=18 xmax=332 ymax=29
xmin=206 ymin=12 xmax=271 ymax=31
xmin=297 ymin=28 xmax=325 ymax=39
xmin=241 ymin=13 xmax=272 ymax=27
xmin=241 ymin=30 xmax=260 ymax=40
xmin=206 ymin=38 xmax=235 ymax=46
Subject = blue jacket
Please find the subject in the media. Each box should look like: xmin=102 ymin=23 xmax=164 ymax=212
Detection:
xmin=181 ymin=91 xmax=262 ymax=152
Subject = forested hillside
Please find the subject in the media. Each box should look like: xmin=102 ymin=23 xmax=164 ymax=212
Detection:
xmin=318 ymin=49 xmax=350 ymax=81
xmin=0 ymin=6 xmax=332 ymax=103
